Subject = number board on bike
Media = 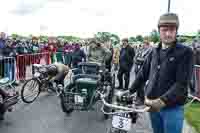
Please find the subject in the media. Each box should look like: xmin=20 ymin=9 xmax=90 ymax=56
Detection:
xmin=74 ymin=95 xmax=84 ymax=103
xmin=112 ymin=113 xmax=132 ymax=131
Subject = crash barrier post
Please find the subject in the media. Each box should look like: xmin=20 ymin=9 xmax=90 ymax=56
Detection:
xmin=188 ymin=65 xmax=200 ymax=104
xmin=16 ymin=52 xmax=51 ymax=81
xmin=0 ymin=56 xmax=16 ymax=88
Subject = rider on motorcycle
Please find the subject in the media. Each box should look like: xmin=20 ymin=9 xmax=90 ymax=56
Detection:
xmin=45 ymin=62 xmax=69 ymax=86
xmin=88 ymin=39 xmax=111 ymax=64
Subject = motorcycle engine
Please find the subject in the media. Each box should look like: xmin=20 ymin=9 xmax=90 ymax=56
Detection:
xmin=114 ymin=90 xmax=138 ymax=124
xmin=115 ymin=90 xmax=133 ymax=106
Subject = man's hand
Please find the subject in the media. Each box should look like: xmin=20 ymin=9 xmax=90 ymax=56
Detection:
xmin=145 ymin=97 xmax=166 ymax=112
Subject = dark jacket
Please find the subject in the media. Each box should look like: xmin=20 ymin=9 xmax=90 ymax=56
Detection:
xmin=16 ymin=45 xmax=27 ymax=55
xmin=71 ymin=49 xmax=86 ymax=67
xmin=130 ymin=43 xmax=193 ymax=108
xmin=119 ymin=45 xmax=135 ymax=71
xmin=0 ymin=39 xmax=5 ymax=49
xmin=2 ymin=46 xmax=16 ymax=57
xmin=193 ymin=49 xmax=200 ymax=65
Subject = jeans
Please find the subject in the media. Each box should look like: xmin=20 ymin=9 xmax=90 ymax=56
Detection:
xmin=4 ymin=62 xmax=15 ymax=81
xmin=149 ymin=106 xmax=184 ymax=133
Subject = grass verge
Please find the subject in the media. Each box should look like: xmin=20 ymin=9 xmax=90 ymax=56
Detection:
xmin=185 ymin=101 xmax=200 ymax=133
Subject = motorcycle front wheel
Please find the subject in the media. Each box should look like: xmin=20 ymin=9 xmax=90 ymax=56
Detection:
xmin=21 ymin=78 xmax=40 ymax=103
xmin=106 ymin=127 xmax=128 ymax=133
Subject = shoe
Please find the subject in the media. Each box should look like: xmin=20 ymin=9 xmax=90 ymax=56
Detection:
xmin=7 ymin=107 xmax=13 ymax=112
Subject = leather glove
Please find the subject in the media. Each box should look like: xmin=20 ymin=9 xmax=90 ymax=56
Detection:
xmin=145 ymin=97 xmax=166 ymax=112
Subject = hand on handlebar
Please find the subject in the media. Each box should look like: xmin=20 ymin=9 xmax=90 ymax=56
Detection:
xmin=144 ymin=97 xmax=166 ymax=112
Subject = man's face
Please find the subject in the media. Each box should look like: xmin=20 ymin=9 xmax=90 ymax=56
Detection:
xmin=105 ymin=40 xmax=111 ymax=48
xmin=159 ymin=25 xmax=177 ymax=44
xmin=0 ymin=32 xmax=6 ymax=39
xmin=122 ymin=41 xmax=128 ymax=47
xmin=6 ymin=40 xmax=12 ymax=47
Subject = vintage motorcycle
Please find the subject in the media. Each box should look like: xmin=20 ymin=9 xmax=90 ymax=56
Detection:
xmin=59 ymin=62 xmax=115 ymax=119
xmin=98 ymin=89 xmax=150 ymax=133
xmin=0 ymin=78 xmax=19 ymax=121
xmin=21 ymin=64 xmax=62 ymax=103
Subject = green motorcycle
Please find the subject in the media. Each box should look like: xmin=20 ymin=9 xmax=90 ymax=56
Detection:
xmin=59 ymin=62 xmax=115 ymax=119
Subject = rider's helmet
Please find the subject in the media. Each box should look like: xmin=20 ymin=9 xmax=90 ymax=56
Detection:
xmin=158 ymin=13 xmax=179 ymax=30
xmin=47 ymin=65 xmax=58 ymax=76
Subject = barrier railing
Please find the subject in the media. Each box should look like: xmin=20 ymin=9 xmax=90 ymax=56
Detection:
xmin=0 ymin=56 xmax=16 ymax=87
xmin=10 ymin=51 xmax=80 ymax=81
xmin=188 ymin=65 xmax=200 ymax=105
xmin=16 ymin=52 xmax=51 ymax=80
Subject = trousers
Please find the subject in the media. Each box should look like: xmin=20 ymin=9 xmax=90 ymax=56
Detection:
xmin=149 ymin=106 xmax=184 ymax=133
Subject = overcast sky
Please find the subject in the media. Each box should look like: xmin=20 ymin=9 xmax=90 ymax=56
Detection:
xmin=0 ymin=0 xmax=199 ymax=38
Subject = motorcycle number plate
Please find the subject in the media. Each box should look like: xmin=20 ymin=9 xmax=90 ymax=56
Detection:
xmin=74 ymin=95 xmax=84 ymax=103
xmin=112 ymin=115 xmax=132 ymax=131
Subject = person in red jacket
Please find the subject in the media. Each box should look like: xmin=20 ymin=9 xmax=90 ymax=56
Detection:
xmin=48 ymin=37 xmax=58 ymax=63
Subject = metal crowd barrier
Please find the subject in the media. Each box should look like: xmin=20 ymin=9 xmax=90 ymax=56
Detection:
xmin=16 ymin=52 xmax=51 ymax=81
xmin=0 ymin=56 xmax=16 ymax=88
xmin=15 ymin=51 xmax=82 ymax=81
xmin=188 ymin=65 xmax=200 ymax=104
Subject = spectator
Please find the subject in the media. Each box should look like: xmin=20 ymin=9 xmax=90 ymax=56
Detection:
xmin=16 ymin=41 xmax=27 ymax=81
xmin=129 ymin=13 xmax=193 ymax=133
xmin=117 ymin=38 xmax=135 ymax=90
xmin=0 ymin=32 xmax=6 ymax=78
xmin=112 ymin=44 xmax=120 ymax=71
xmin=48 ymin=37 xmax=57 ymax=63
xmin=88 ymin=39 xmax=111 ymax=64
xmin=134 ymin=40 xmax=152 ymax=105
xmin=71 ymin=43 xmax=86 ymax=68
xmin=63 ymin=42 xmax=72 ymax=67
xmin=2 ymin=38 xmax=16 ymax=80
xmin=0 ymin=32 xmax=6 ymax=49
xmin=104 ymin=40 xmax=113 ymax=72
xmin=56 ymin=41 xmax=64 ymax=63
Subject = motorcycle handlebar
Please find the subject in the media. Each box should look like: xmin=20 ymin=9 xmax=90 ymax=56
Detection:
xmin=98 ymin=91 xmax=150 ymax=113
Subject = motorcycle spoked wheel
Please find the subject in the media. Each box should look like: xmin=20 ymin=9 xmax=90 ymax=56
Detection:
xmin=103 ymin=74 xmax=115 ymax=120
